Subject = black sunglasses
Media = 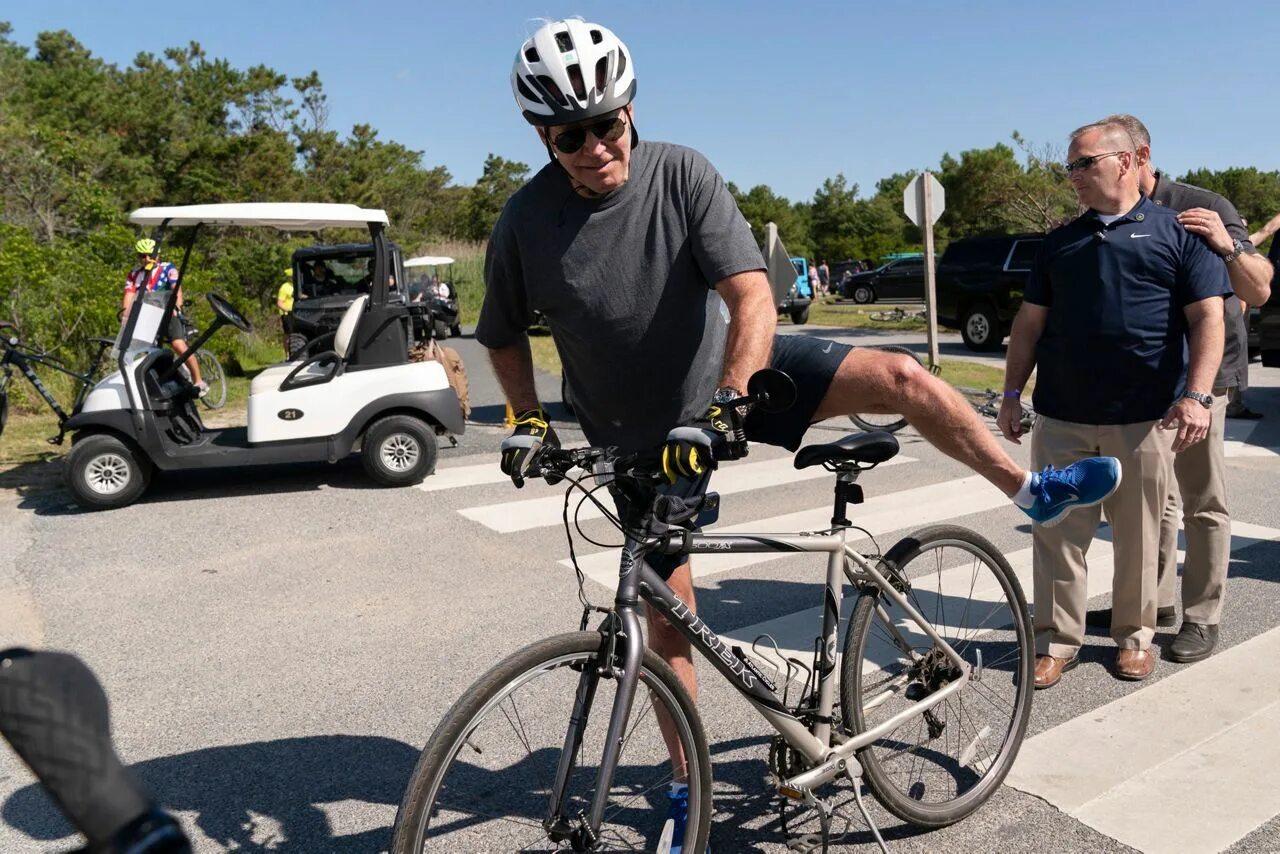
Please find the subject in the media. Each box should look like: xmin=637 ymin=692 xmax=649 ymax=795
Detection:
xmin=550 ymin=114 xmax=627 ymax=155
xmin=1065 ymin=151 xmax=1129 ymax=173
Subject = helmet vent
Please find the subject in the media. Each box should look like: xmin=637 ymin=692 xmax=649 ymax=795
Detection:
xmin=516 ymin=76 xmax=539 ymax=102
xmin=567 ymin=65 xmax=586 ymax=101
xmin=524 ymin=46 xmax=539 ymax=62
xmin=590 ymin=29 xmax=603 ymax=44
xmin=594 ymin=57 xmax=608 ymax=91
xmin=555 ymin=31 xmax=573 ymax=52
xmin=616 ymin=48 xmax=627 ymax=76
xmin=534 ymin=75 xmax=567 ymax=106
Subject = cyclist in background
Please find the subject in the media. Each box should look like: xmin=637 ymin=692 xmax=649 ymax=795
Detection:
xmin=123 ymin=238 xmax=205 ymax=395
xmin=276 ymin=266 xmax=296 ymax=350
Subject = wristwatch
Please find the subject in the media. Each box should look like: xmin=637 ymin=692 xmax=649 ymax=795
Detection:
xmin=1181 ymin=391 xmax=1214 ymax=409
xmin=712 ymin=386 xmax=744 ymax=405
xmin=1223 ymin=238 xmax=1247 ymax=264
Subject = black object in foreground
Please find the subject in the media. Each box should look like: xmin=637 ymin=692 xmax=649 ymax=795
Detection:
xmin=0 ymin=648 xmax=190 ymax=853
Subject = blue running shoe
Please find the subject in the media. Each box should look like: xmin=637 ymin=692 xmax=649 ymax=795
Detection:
xmin=1023 ymin=456 xmax=1122 ymax=527
xmin=659 ymin=785 xmax=693 ymax=854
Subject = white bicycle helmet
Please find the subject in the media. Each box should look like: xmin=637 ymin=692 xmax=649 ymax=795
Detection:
xmin=511 ymin=19 xmax=636 ymax=126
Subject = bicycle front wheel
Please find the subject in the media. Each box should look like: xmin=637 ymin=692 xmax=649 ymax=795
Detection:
xmin=841 ymin=525 xmax=1033 ymax=828
xmin=392 ymin=631 xmax=712 ymax=853
xmin=195 ymin=350 xmax=226 ymax=410
xmin=848 ymin=345 xmax=920 ymax=434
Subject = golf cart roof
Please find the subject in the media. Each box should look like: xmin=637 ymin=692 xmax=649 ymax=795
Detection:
xmin=404 ymin=255 xmax=455 ymax=267
xmin=293 ymin=242 xmax=401 ymax=260
xmin=128 ymin=203 xmax=389 ymax=229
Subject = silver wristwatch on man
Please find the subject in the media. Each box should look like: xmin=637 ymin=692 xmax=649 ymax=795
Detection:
xmin=1181 ymin=391 xmax=1214 ymax=409
xmin=1222 ymin=238 xmax=1247 ymax=264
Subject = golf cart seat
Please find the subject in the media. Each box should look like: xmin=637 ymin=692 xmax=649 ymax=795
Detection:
xmin=251 ymin=295 xmax=367 ymax=396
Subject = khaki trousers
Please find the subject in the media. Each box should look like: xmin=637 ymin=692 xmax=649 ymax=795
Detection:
xmin=1032 ymin=416 xmax=1174 ymax=658
xmin=1158 ymin=392 xmax=1230 ymax=625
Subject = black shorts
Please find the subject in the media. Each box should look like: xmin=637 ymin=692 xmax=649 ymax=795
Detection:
xmin=611 ymin=333 xmax=853 ymax=580
xmin=746 ymin=333 xmax=853 ymax=451
xmin=160 ymin=314 xmax=187 ymax=344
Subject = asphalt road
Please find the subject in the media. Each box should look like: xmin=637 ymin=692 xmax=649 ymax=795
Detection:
xmin=2 ymin=325 xmax=1278 ymax=852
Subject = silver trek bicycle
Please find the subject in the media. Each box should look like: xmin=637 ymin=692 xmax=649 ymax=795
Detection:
xmin=392 ymin=370 xmax=1033 ymax=852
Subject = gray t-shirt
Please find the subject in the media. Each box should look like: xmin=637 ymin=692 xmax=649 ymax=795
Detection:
xmin=1150 ymin=173 xmax=1255 ymax=389
xmin=477 ymin=141 xmax=766 ymax=451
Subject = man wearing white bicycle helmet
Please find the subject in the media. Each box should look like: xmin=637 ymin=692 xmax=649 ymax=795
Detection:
xmin=478 ymin=17 xmax=1123 ymax=847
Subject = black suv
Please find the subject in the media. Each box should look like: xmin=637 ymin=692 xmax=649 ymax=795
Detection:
xmin=837 ymin=256 xmax=926 ymax=303
xmin=935 ymin=233 xmax=1042 ymax=351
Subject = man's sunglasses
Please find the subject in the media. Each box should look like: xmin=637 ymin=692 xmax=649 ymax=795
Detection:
xmin=1065 ymin=151 xmax=1129 ymax=173
xmin=550 ymin=114 xmax=627 ymax=155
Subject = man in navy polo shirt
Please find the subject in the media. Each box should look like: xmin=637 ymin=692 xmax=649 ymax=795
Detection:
xmin=998 ymin=119 xmax=1231 ymax=688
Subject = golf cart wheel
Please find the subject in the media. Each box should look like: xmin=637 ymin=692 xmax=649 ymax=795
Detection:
xmin=790 ymin=305 xmax=810 ymax=325
xmin=64 ymin=433 xmax=152 ymax=510
xmin=361 ymin=415 xmax=437 ymax=486
xmin=432 ymin=319 xmax=450 ymax=340
xmin=450 ymin=323 xmax=462 ymax=338
xmin=285 ymin=334 xmax=309 ymax=361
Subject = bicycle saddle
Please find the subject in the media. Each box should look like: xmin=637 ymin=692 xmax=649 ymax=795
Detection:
xmin=793 ymin=431 xmax=900 ymax=469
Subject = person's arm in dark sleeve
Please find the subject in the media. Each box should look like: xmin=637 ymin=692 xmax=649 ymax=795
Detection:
xmin=1177 ymin=198 xmax=1272 ymax=305
xmin=476 ymin=204 xmax=540 ymax=413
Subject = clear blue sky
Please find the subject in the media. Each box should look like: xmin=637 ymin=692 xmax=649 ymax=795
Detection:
xmin=5 ymin=1 xmax=1276 ymax=202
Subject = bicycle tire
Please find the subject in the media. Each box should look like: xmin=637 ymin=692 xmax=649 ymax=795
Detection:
xmin=848 ymin=345 xmax=922 ymax=434
xmin=195 ymin=350 xmax=226 ymax=410
xmin=867 ymin=309 xmax=903 ymax=322
xmin=391 ymin=631 xmax=712 ymax=853
xmin=841 ymin=525 xmax=1033 ymax=828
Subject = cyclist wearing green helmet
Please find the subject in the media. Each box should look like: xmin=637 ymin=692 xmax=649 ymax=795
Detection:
xmin=124 ymin=237 xmax=205 ymax=394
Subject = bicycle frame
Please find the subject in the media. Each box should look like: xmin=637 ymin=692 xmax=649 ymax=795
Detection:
xmin=0 ymin=342 xmax=107 ymax=429
xmin=552 ymin=488 xmax=974 ymax=835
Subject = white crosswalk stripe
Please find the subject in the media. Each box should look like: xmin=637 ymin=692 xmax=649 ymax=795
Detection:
xmin=457 ymin=453 xmax=916 ymax=533
xmin=1006 ymin=625 xmax=1280 ymax=854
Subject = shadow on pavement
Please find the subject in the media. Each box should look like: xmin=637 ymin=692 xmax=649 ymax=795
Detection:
xmin=3 ymin=734 xmax=420 ymax=852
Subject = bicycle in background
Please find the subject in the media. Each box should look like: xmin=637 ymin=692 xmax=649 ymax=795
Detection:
xmin=0 ymin=322 xmax=116 ymax=446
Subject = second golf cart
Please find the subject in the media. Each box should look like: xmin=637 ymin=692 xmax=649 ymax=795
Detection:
xmin=61 ymin=203 xmax=465 ymax=510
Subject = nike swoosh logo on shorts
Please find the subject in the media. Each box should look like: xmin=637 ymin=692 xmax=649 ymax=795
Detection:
xmin=822 ymin=342 xmax=833 ymax=354
xmin=1130 ymin=233 xmax=1151 ymax=238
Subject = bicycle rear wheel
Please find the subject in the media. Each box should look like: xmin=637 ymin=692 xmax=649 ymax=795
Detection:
xmin=848 ymin=345 xmax=921 ymax=434
xmin=195 ymin=350 xmax=226 ymax=410
xmin=392 ymin=631 xmax=712 ymax=853
xmin=841 ymin=525 xmax=1033 ymax=828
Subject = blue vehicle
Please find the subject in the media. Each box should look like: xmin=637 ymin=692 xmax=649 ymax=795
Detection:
xmin=780 ymin=256 xmax=813 ymax=324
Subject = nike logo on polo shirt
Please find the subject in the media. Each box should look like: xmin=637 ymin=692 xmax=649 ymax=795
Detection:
xmin=1130 ymin=233 xmax=1152 ymax=238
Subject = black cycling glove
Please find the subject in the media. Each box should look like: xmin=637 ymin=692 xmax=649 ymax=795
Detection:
xmin=500 ymin=408 xmax=559 ymax=488
xmin=662 ymin=388 xmax=748 ymax=483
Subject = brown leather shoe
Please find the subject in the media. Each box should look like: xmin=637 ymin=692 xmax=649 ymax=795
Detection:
xmin=1115 ymin=648 xmax=1155 ymax=681
xmin=1034 ymin=654 xmax=1078 ymax=689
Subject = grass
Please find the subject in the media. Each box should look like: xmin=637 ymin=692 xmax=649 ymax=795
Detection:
xmin=805 ymin=299 xmax=929 ymax=331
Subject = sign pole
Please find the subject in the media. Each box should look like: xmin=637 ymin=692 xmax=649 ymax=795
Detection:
xmin=921 ymin=172 xmax=940 ymax=372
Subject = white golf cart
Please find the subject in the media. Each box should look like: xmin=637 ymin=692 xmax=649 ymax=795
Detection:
xmin=62 ymin=203 xmax=464 ymax=510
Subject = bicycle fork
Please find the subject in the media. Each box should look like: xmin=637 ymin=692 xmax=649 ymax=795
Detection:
xmin=544 ymin=545 xmax=648 ymax=850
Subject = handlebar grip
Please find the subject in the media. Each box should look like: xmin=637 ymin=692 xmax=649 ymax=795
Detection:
xmin=0 ymin=649 xmax=155 ymax=846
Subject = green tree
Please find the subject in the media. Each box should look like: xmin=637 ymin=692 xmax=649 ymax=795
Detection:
xmin=464 ymin=154 xmax=529 ymax=241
